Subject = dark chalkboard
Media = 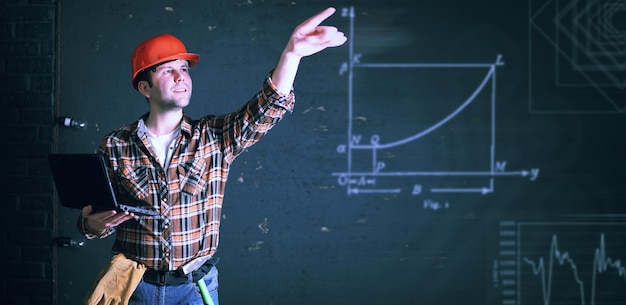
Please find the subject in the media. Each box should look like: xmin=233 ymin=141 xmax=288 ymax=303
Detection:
xmin=58 ymin=1 xmax=626 ymax=304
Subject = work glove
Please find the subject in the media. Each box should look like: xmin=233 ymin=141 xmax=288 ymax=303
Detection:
xmin=84 ymin=253 xmax=146 ymax=305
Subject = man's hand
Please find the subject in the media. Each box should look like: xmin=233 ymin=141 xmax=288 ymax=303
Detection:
xmin=82 ymin=205 xmax=135 ymax=235
xmin=272 ymin=7 xmax=347 ymax=94
xmin=285 ymin=7 xmax=347 ymax=58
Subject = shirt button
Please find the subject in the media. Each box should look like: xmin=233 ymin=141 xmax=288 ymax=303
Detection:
xmin=163 ymin=224 xmax=169 ymax=230
xmin=162 ymin=198 xmax=168 ymax=203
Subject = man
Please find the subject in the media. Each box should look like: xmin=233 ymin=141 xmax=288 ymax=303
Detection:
xmin=77 ymin=7 xmax=346 ymax=305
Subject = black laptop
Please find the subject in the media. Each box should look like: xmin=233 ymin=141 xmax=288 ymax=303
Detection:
xmin=48 ymin=153 xmax=160 ymax=217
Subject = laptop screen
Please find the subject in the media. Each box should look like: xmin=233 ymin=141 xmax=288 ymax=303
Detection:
xmin=48 ymin=153 xmax=119 ymax=212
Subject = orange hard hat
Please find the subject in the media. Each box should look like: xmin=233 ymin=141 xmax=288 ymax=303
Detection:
xmin=130 ymin=33 xmax=200 ymax=90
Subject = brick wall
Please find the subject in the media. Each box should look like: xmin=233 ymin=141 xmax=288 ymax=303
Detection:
xmin=0 ymin=0 xmax=57 ymax=304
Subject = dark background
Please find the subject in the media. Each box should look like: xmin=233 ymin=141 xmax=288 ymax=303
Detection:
xmin=2 ymin=0 xmax=626 ymax=304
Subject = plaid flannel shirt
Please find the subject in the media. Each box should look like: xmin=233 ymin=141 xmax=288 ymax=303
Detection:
xmin=78 ymin=74 xmax=294 ymax=270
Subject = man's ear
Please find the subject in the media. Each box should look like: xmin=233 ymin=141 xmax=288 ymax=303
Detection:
xmin=137 ymin=81 xmax=151 ymax=99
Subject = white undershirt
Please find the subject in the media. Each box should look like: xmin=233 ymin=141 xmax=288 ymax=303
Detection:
xmin=139 ymin=119 xmax=180 ymax=168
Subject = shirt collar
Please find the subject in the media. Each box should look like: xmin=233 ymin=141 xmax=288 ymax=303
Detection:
xmin=133 ymin=112 xmax=191 ymax=139
xmin=180 ymin=113 xmax=193 ymax=138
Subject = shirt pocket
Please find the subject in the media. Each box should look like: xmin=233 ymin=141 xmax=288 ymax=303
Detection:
xmin=119 ymin=164 xmax=153 ymax=201
xmin=177 ymin=158 xmax=207 ymax=197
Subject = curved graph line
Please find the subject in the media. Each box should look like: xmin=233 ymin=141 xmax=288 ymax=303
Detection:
xmin=522 ymin=233 xmax=626 ymax=305
xmin=353 ymin=65 xmax=495 ymax=150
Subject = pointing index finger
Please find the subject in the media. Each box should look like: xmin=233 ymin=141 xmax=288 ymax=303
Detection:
xmin=302 ymin=7 xmax=337 ymax=29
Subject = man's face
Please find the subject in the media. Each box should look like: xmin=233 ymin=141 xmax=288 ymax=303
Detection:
xmin=145 ymin=59 xmax=193 ymax=110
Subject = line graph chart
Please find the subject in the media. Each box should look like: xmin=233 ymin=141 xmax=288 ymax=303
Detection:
xmin=497 ymin=221 xmax=626 ymax=305
xmin=331 ymin=7 xmax=540 ymax=197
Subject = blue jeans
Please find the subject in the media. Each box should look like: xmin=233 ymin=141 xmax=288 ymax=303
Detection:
xmin=129 ymin=266 xmax=219 ymax=305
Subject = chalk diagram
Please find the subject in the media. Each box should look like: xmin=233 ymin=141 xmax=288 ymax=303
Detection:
xmin=497 ymin=221 xmax=626 ymax=305
xmin=529 ymin=0 xmax=626 ymax=114
xmin=332 ymin=7 xmax=539 ymax=197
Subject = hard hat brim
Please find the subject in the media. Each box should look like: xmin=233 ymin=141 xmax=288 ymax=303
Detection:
xmin=131 ymin=52 xmax=200 ymax=90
